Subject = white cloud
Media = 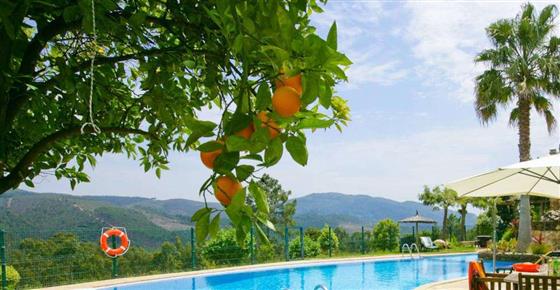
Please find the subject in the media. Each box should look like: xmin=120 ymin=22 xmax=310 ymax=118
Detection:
xmin=313 ymin=1 xmax=409 ymax=87
xmin=267 ymin=113 xmax=559 ymax=202
xmin=403 ymin=1 xmax=554 ymax=102
xmin=348 ymin=60 xmax=409 ymax=86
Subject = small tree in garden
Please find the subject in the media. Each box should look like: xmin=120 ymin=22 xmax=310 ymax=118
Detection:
xmin=200 ymin=229 xmax=248 ymax=265
xmin=317 ymin=225 xmax=339 ymax=254
xmin=289 ymin=236 xmax=320 ymax=258
xmin=419 ymin=186 xmax=458 ymax=240
xmin=372 ymin=219 xmax=400 ymax=251
xmin=0 ymin=0 xmax=351 ymax=244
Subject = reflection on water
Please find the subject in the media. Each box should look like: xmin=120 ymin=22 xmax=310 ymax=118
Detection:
xmin=102 ymin=254 xmax=513 ymax=290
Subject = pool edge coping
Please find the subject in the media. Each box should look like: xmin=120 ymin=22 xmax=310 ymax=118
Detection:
xmin=413 ymin=277 xmax=467 ymax=290
xmin=37 ymin=251 xmax=477 ymax=290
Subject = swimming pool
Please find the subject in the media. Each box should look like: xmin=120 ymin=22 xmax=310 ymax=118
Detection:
xmin=100 ymin=254 xmax=513 ymax=290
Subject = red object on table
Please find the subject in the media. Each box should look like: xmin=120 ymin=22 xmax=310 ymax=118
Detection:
xmin=512 ymin=263 xmax=540 ymax=272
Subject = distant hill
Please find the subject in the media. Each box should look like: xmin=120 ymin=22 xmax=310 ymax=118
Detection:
xmin=0 ymin=190 xmax=476 ymax=246
xmin=294 ymin=192 xmax=477 ymax=231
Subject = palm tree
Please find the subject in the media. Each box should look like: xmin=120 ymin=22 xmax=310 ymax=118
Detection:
xmin=457 ymin=198 xmax=489 ymax=241
xmin=474 ymin=3 xmax=560 ymax=252
xmin=419 ymin=186 xmax=458 ymax=240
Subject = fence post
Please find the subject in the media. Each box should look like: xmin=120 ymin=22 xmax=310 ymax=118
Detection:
xmin=361 ymin=226 xmax=365 ymax=255
xmin=111 ymin=235 xmax=119 ymax=278
xmin=1 ymin=230 xmax=7 ymax=290
xmin=299 ymin=227 xmax=304 ymax=259
xmin=328 ymin=226 xmax=332 ymax=257
xmin=250 ymin=225 xmax=255 ymax=264
xmin=190 ymin=228 xmax=196 ymax=269
xmin=284 ymin=226 xmax=289 ymax=261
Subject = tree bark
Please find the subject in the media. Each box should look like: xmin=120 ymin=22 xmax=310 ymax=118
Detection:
xmin=460 ymin=204 xmax=467 ymax=241
xmin=516 ymin=97 xmax=532 ymax=252
xmin=442 ymin=206 xmax=449 ymax=240
xmin=0 ymin=126 xmax=155 ymax=194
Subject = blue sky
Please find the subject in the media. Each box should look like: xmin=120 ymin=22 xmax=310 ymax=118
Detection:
xmin=26 ymin=0 xmax=559 ymax=202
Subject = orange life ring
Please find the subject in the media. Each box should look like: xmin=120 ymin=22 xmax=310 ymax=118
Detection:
xmin=100 ymin=228 xmax=129 ymax=257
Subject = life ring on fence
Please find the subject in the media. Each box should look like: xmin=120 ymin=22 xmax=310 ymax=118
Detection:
xmin=100 ymin=228 xmax=129 ymax=257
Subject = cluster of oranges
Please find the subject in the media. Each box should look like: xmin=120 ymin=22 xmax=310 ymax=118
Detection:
xmin=200 ymin=71 xmax=303 ymax=206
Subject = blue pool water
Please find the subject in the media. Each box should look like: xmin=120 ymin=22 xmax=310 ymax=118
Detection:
xmin=101 ymin=254 xmax=513 ymax=290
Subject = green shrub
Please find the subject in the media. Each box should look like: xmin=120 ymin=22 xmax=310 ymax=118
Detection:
xmin=372 ymin=219 xmax=400 ymax=251
xmin=289 ymin=236 xmax=320 ymax=258
xmin=0 ymin=266 xmax=21 ymax=290
xmin=530 ymin=243 xmax=552 ymax=255
xmin=152 ymin=241 xmax=182 ymax=272
xmin=201 ymin=229 xmax=248 ymax=265
xmin=496 ymin=238 xmax=517 ymax=253
xmin=317 ymin=225 xmax=339 ymax=254
xmin=400 ymin=234 xmax=415 ymax=247
xmin=304 ymin=227 xmax=321 ymax=240
xmin=256 ymin=242 xmax=277 ymax=262
xmin=475 ymin=214 xmax=493 ymax=236
xmin=501 ymin=228 xmax=515 ymax=241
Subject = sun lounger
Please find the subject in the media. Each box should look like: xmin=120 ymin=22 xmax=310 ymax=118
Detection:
xmin=419 ymin=236 xmax=438 ymax=251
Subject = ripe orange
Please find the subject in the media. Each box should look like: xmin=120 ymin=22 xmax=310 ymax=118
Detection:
xmin=275 ymin=73 xmax=302 ymax=94
xmin=200 ymin=141 xmax=223 ymax=169
xmin=234 ymin=124 xmax=254 ymax=139
xmin=272 ymin=86 xmax=301 ymax=118
xmin=257 ymin=112 xmax=281 ymax=138
xmin=214 ymin=176 xmax=242 ymax=206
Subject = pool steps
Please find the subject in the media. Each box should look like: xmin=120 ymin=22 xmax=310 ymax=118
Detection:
xmin=401 ymin=243 xmax=421 ymax=259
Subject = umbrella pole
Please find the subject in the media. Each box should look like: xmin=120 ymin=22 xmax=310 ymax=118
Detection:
xmin=492 ymin=197 xmax=497 ymax=272
xmin=416 ymin=223 xmax=419 ymax=246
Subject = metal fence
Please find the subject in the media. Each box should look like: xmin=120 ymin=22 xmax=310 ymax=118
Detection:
xmin=0 ymin=225 xmax=428 ymax=289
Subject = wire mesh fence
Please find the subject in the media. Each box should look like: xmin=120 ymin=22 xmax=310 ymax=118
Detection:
xmin=0 ymin=225 xmax=435 ymax=289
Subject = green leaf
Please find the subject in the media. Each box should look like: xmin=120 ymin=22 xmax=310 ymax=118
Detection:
xmin=257 ymin=216 xmax=276 ymax=231
xmin=191 ymin=207 xmax=212 ymax=222
xmin=224 ymin=113 xmax=252 ymax=136
xmin=236 ymin=165 xmax=255 ymax=181
xmin=286 ymin=136 xmax=308 ymax=166
xmin=242 ymin=153 xmax=263 ymax=161
xmin=255 ymin=223 xmax=270 ymax=244
xmin=208 ymin=213 xmax=221 ymax=238
xmin=264 ymin=137 xmax=283 ymax=166
xmin=213 ymin=152 xmax=240 ymax=172
xmin=327 ymin=21 xmax=337 ymax=50
xmin=319 ymin=83 xmax=333 ymax=109
xmin=226 ymin=136 xmax=251 ymax=152
xmin=24 ymin=179 xmax=34 ymax=188
xmin=249 ymin=182 xmax=269 ymax=215
xmin=301 ymin=73 xmax=320 ymax=105
xmin=249 ymin=127 xmax=270 ymax=153
xmin=225 ymin=189 xmax=246 ymax=225
xmin=186 ymin=118 xmax=217 ymax=134
xmin=297 ymin=118 xmax=334 ymax=129
xmin=63 ymin=5 xmax=81 ymax=22
xmin=255 ymin=83 xmax=272 ymax=110
xmin=195 ymin=211 xmax=211 ymax=243
xmin=197 ymin=141 xmax=223 ymax=152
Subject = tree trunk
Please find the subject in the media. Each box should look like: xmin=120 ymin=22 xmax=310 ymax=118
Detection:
xmin=460 ymin=204 xmax=467 ymax=241
xmin=516 ymin=97 xmax=532 ymax=252
xmin=442 ymin=206 xmax=449 ymax=240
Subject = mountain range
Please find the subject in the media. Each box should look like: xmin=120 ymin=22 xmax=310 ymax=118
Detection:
xmin=0 ymin=190 xmax=476 ymax=247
